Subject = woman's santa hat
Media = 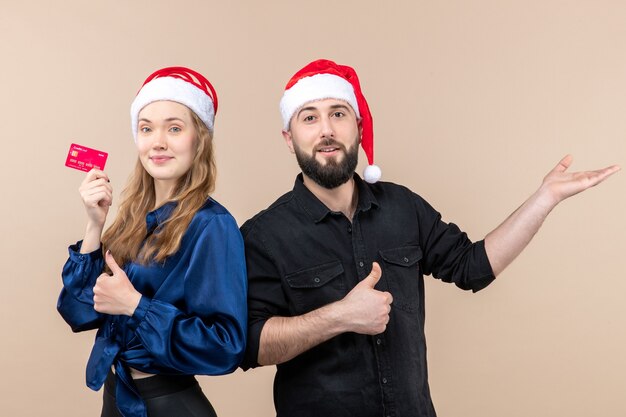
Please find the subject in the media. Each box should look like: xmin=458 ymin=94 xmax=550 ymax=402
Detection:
xmin=130 ymin=66 xmax=218 ymax=141
xmin=279 ymin=59 xmax=381 ymax=183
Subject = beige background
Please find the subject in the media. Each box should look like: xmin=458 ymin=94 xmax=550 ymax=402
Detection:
xmin=1 ymin=1 xmax=624 ymax=416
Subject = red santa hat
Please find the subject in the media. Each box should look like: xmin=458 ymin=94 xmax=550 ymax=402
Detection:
xmin=279 ymin=59 xmax=381 ymax=183
xmin=130 ymin=66 xmax=218 ymax=141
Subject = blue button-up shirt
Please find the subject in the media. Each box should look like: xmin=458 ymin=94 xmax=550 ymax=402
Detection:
xmin=58 ymin=198 xmax=247 ymax=417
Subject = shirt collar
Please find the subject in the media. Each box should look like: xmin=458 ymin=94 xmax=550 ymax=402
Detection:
xmin=293 ymin=173 xmax=379 ymax=223
xmin=146 ymin=201 xmax=177 ymax=233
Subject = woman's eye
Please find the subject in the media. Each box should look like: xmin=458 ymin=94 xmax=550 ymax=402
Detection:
xmin=169 ymin=126 xmax=181 ymax=133
xmin=140 ymin=126 xmax=151 ymax=133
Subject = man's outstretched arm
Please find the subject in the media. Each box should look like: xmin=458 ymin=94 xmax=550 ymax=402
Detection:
xmin=485 ymin=155 xmax=620 ymax=276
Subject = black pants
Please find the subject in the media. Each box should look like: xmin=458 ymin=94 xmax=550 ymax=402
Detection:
xmin=101 ymin=371 xmax=217 ymax=417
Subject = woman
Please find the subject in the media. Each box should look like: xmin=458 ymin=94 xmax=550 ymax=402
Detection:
xmin=57 ymin=67 xmax=247 ymax=417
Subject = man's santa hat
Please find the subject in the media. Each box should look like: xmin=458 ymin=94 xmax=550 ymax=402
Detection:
xmin=130 ymin=66 xmax=218 ymax=141
xmin=279 ymin=59 xmax=381 ymax=183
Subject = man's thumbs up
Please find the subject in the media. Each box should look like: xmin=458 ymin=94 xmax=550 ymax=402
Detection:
xmin=337 ymin=262 xmax=392 ymax=335
xmin=356 ymin=262 xmax=382 ymax=289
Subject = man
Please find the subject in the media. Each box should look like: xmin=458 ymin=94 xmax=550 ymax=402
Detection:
xmin=240 ymin=59 xmax=619 ymax=417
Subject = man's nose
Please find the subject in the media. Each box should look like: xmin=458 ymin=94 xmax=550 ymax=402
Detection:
xmin=319 ymin=116 xmax=335 ymax=138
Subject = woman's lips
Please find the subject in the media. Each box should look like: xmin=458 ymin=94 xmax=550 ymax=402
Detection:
xmin=150 ymin=155 xmax=173 ymax=164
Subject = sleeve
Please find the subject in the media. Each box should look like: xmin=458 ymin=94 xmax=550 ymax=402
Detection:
xmin=239 ymin=220 xmax=288 ymax=370
xmin=57 ymin=241 xmax=105 ymax=332
xmin=414 ymin=192 xmax=495 ymax=292
xmin=125 ymin=213 xmax=248 ymax=375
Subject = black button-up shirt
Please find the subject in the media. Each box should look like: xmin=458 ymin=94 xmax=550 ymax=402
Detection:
xmin=241 ymin=174 xmax=495 ymax=417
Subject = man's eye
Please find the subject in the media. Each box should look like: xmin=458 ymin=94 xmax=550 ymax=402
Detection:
xmin=333 ymin=111 xmax=345 ymax=118
xmin=303 ymin=115 xmax=315 ymax=122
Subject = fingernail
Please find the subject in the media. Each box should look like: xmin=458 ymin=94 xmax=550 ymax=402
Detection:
xmin=106 ymin=249 xmax=110 ymax=256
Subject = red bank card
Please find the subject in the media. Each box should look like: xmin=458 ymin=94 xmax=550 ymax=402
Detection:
xmin=65 ymin=143 xmax=108 ymax=172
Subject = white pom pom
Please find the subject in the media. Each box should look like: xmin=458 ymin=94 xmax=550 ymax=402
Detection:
xmin=363 ymin=164 xmax=382 ymax=183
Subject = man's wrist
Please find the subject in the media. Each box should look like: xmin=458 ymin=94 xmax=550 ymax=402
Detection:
xmin=322 ymin=299 xmax=351 ymax=335
xmin=532 ymin=186 xmax=559 ymax=215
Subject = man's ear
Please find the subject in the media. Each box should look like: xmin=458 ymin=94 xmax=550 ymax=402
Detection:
xmin=357 ymin=118 xmax=363 ymax=144
xmin=282 ymin=130 xmax=295 ymax=154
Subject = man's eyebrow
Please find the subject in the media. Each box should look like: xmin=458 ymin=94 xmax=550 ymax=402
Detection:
xmin=296 ymin=103 xmax=352 ymax=118
xmin=296 ymin=106 xmax=318 ymax=118
xmin=329 ymin=104 xmax=351 ymax=111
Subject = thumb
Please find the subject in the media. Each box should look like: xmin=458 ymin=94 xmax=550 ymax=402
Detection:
xmin=105 ymin=250 xmax=123 ymax=275
xmin=551 ymin=154 xmax=573 ymax=174
xmin=359 ymin=262 xmax=382 ymax=288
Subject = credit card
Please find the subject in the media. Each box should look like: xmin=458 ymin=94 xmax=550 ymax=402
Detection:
xmin=65 ymin=143 xmax=108 ymax=172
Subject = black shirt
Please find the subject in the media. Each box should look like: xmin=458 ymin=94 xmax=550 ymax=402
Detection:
xmin=241 ymin=174 xmax=495 ymax=417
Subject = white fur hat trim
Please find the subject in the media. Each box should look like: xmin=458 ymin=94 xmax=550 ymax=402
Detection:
xmin=130 ymin=77 xmax=215 ymax=141
xmin=279 ymin=73 xmax=360 ymax=130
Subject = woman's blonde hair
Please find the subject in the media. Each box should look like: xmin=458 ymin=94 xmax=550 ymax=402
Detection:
xmin=102 ymin=110 xmax=216 ymax=267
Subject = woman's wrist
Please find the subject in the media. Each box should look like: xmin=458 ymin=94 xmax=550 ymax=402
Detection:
xmin=126 ymin=292 xmax=142 ymax=316
xmin=80 ymin=222 xmax=104 ymax=254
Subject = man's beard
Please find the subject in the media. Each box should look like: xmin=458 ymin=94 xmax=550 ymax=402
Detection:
xmin=294 ymin=136 xmax=359 ymax=189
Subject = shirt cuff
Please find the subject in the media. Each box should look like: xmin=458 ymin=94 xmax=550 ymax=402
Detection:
xmin=127 ymin=295 xmax=151 ymax=331
xmin=241 ymin=318 xmax=267 ymax=370
xmin=470 ymin=240 xmax=496 ymax=293
xmin=68 ymin=240 xmax=103 ymax=263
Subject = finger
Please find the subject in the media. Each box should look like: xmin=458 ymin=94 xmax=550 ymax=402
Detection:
xmin=80 ymin=178 xmax=112 ymax=195
xmin=88 ymin=178 xmax=113 ymax=191
xmin=83 ymin=185 xmax=112 ymax=199
xmin=98 ymin=194 xmax=113 ymax=207
xmin=576 ymin=165 xmax=621 ymax=189
xmin=93 ymin=300 xmax=105 ymax=313
xmin=385 ymin=292 xmax=393 ymax=305
xmin=82 ymin=169 xmax=109 ymax=185
xmin=360 ymin=262 xmax=382 ymax=288
xmin=84 ymin=190 xmax=113 ymax=208
xmin=84 ymin=185 xmax=113 ymax=201
xmin=89 ymin=168 xmax=109 ymax=182
xmin=94 ymin=273 xmax=109 ymax=289
xmin=592 ymin=165 xmax=621 ymax=182
xmin=93 ymin=283 xmax=103 ymax=297
xmin=550 ymin=154 xmax=573 ymax=174
xmin=79 ymin=180 xmax=112 ymax=202
xmin=105 ymin=250 xmax=124 ymax=275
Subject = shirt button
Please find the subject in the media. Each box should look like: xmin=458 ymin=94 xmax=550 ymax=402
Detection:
xmin=347 ymin=225 xmax=352 ymax=233
xmin=359 ymin=261 xmax=364 ymax=267
xmin=313 ymin=277 xmax=320 ymax=283
xmin=376 ymin=338 xmax=382 ymax=345
xmin=403 ymin=257 xmax=409 ymax=263
xmin=382 ymin=378 xmax=387 ymax=384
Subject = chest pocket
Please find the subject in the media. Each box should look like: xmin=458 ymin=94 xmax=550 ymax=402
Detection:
xmin=284 ymin=261 xmax=346 ymax=315
xmin=379 ymin=245 xmax=422 ymax=313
